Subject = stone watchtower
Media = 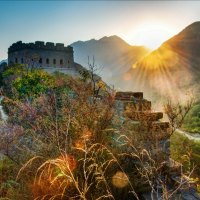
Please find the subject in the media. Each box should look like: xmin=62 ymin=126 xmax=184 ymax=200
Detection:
xmin=8 ymin=41 xmax=76 ymax=74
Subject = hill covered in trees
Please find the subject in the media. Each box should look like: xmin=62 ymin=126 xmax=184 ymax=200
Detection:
xmin=1 ymin=64 xmax=199 ymax=199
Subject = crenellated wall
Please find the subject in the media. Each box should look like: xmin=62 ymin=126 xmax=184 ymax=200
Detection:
xmin=8 ymin=41 xmax=74 ymax=69
xmin=8 ymin=41 xmax=73 ymax=53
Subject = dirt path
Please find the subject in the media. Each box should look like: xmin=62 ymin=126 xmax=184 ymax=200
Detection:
xmin=176 ymin=129 xmax=200 ymax=142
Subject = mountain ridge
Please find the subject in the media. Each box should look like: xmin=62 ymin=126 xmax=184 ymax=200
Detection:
xmin=70 ymin=35 xmax=150 ymax=84
xmin=124 ymin=21 xmax=200 ymax=101
xmin=0 ymin=59 xmax=7 ymax=65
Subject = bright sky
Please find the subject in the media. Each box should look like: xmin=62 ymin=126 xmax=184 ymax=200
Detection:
xmin=0 ymin=1 xmax=200 ymax=60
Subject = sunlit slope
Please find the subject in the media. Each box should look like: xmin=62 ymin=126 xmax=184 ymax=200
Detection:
xmin=126 ymin=22 xmax=200 ymax=100
xmin=71 ymin=36 xmax=150 ymax=84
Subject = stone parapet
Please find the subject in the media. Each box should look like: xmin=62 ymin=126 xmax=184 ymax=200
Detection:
xmin=115 ymin=91 xmax=143 ymax=101
xmin=152 ymin=121 xmax=170 ymax=129
xmin=42 ymin=67 xmax=80 ymax=76
xmin=123 ymin=99 xmax=151 ymax=112
xmin=8 ymin=41 xmax=73 ymax=53
xmin=125 ymin=111 xmax=163 ymax=121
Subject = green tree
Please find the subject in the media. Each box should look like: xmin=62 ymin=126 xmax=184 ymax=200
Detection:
xmin=2 ymin=64 xmax=55 ymax=99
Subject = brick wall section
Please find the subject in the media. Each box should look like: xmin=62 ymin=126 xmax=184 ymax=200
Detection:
xmin=115 ymin=92 xmax=143 ymax=100
xmin=114 ymin=91 xmax=171 ymax=137
xmin=125 ymin=111 xmax=163 ymax=121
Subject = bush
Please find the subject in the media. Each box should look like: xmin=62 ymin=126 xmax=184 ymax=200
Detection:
xmin=0 ymin=64 xmax=194 ymax=199
xmin=182 ymin=103 xmax=200 ymax=133
xmin=2 ymin=64 xmax=55 ymax=100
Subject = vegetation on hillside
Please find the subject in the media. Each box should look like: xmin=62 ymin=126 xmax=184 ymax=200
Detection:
xmin=170 ymin=131 xmax=200 ymax=180
xmin=182 ymin=103 xmax=200 ymax=133
xmin=166 ymin=99 xmax=200 ymax=193
xmin=1 ymin=64 xmax=55 ymax=100
xmin=0 ymin=64 xmax=198 ymax=199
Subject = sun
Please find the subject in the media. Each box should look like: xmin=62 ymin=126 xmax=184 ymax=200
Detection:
xmin=128 ymin=23 xmax=175 ymax=50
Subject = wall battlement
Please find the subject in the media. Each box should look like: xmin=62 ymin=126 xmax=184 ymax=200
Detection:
xmin=8 ymin=41 xmax=75 ymax=70
xmin=8 ymin=41 xmax=73 ymax=53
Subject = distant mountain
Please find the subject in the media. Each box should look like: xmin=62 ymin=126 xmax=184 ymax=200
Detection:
xmin=122 ymin=22 xmax=200 ymax=101
xmin=71 ymin=36 xmax=149 ymax=85
xmin=0 ymin=59 xmax=7 ymax=65
xmin=0 ymin=59 xmax=7 ymax=72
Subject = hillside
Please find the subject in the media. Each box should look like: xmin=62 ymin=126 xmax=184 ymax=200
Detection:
xmin=123 ymin=22 xmax=200 ymax=100
xmin=71 ymin=35 xmax=150 ymax=85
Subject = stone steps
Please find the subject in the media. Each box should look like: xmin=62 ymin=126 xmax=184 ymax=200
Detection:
xmin=125 ymin=111 xmax=163 ymax=121
xmin=113 ymin=91 xmax=187 ymax=197
xmin=151 ymin=121 xmax=170 ymax=131
xmin=115 ymin=91 xmax=143 ymax=100
xmin=114 ymin=91 xmax=171 ymax=140
xmin=124 ymin=99 xmax=151 ymax=112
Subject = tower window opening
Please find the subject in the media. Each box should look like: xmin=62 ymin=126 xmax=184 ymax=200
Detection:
xmin=21 ymin=58 xmax=24 ymax=64
xmin=15 ymin=58 xmax=18 ymax=63
xmin=39 ymin=58 xmax=42 ymax=64
xmin=53 ymin=59 xmax=56 ymax=64
xmin=60 ymin=59 xmax=63 ymax=65
xmin=46 ymin=58 xmax=49 ymax=64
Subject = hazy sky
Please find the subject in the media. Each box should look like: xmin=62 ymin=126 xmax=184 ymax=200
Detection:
xmin=1 ymin=1 xmax=200 ymax=60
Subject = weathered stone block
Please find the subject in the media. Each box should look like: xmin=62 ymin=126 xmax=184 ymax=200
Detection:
xmin=115 ymin=91 xmax=143 ymax=101
xmin=46 ymin=42 xmax=54 ymax=48
xmin=125 ymin=111 xmax=163 ymax=121
xmin=124 ymin=99 xmax=151 ymax=112
xmin=152 ymin=121 xmax=170 ymax=129
xmin=56 ymin=43 xmax=64 ymax=48
xmin=35 ymin=41 xmax=45 ymax=47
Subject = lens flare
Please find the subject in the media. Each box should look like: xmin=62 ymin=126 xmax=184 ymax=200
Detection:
xmin=58 ymin=154 xmax=77 ymax=171
xmin=112 ymin=171 xmax=129 ymax=188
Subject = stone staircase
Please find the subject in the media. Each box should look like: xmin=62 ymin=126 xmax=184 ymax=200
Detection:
xmin=114 ymin=91 xmax=170 ymax=137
